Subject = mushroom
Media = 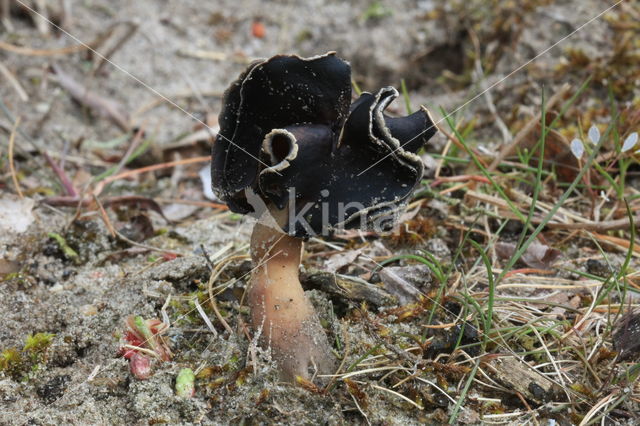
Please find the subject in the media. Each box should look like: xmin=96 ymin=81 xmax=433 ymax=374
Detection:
xmin=211 ymin=52 xmax=437 ymax=380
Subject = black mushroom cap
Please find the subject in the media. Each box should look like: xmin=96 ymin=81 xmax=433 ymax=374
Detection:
xmin=212 ymin=52 xmax=438 ymax=238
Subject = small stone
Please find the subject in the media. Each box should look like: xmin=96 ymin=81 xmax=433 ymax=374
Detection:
xmin=81 ymin=304 xmax=98 ymax=316
xmin=586 ymin=259 xmax=611 ymax=278
xmin=36 ymin=375 xmax=71 ymax=404
xmin=49 ymin=283 xmax=64 ymax=293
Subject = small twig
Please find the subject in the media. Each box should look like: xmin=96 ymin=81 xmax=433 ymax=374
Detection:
xmin=92 ymin=195 xmax=117 ymax=238
xmin=93 ymin=20 xmax=139 ymax=74
xmin=32 ymin=0 xmax=50 ymax=35
xmin=591 ymin=233 xmax=640 ymax=257
xmin=0 ymin=61 xmax=28 ymax=101
xmin=8 ymin=117 xmax=24 ymax=199
xmin=199 ymin=244 xmax=215 ymax=271
xmin=43 ymin=152 xmax=78 ymax=197
xmin=41 ymin=196 xmax=92 ymax=208
xmin=431 ymin=174 xmax=491 ymax=187
xmin=155 ymin=198 xmax=228 ymax=210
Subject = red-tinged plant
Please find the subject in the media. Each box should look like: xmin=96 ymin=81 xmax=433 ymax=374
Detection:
xmin=119 ymin=315 xmax=172 ymax=379
xmin=128 ymin=352 xmax=151 ymax=379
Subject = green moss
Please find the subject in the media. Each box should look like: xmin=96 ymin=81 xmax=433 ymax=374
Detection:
xmin=0 ymin=332 xmax=55 ymax=380
xmin=0 ymin=348 xmax=24 ymax=375
xmin=24 ymin=332 xmax=55 ymax=354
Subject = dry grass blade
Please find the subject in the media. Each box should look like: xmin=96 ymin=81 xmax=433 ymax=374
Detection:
xmin=194 ymin=298 xmax=218 ymax=337
xmin=340 ymin=366 xmax=406 ymax=380
xmin=0 ymin=39 xmax=91 ymax=56
xmin=176 ymin=49 xmax=253 ymax=64
xmin=414 ymin=377 xmax=458 ymax=404
xmin=466 ymin=189 xmax=639 ymax=232
xmin=546 ymin=216 xmax=640 ymax=232
xmin=579 ymin=391 xmax=620 ymax=426
xmin=528 ymin=325 xmax=566 ymax=387
xmin=369 ymin=383 xmax=423 ymax=409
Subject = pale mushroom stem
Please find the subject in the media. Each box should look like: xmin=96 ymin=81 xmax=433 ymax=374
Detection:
xmin=248 ymin=210 xmax=334 ymax=381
